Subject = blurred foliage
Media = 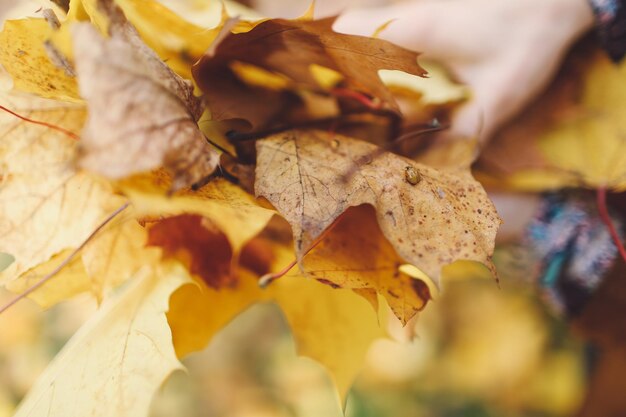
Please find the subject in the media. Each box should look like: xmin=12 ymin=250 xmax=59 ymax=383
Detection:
xmin=0 ymin=245 xmax=588 ymax=417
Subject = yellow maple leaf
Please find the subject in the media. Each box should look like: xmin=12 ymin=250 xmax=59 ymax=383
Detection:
xmin=119 ymin=171 xmax=275 ymax=254
xmin=12 ymin=261 xmax=189 ymax=417
xmin=166 ymin=238 xmax=384 ymax=406
xmin=67 ymin=0 xmax=228 ymax=79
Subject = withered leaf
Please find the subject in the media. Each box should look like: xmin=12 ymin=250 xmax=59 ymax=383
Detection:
xmin=303 ymin=205 xmax=432 ymax=324
xmin=147 ymin=214 xmax=233 ymax=289
xmin=255 ymin=129 xmax=499 ymax=285
xmin=72 ymin=21 xmax=219 ymax=190
xmin=193 ymin=16 xmax=426 ymax=129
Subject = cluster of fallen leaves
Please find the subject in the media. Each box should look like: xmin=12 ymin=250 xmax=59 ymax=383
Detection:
xmin=0 ymin=0 xmax=501 ymax=414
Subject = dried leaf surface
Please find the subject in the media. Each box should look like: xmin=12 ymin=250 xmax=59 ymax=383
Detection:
xmin=13 ymin=262 xmax=189 ymax=417
xmin=193 ymin=16 xmax=426 ymax=128
xmin=72 ymin=22 xmax=219 ymax=190
xmin=255 ymin=129 xmax=499 ymax=284
xmin=303 ymin=205 xmax=431 ymax=324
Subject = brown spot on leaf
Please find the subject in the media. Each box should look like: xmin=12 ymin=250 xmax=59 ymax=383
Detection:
xmin=147 ymin=214 xmax=233 ymax=289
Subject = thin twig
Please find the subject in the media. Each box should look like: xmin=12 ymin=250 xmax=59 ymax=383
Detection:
xmin=259 ymin=214 xmax=344 ymax=288
xmin=331 ymin=88 xmax=382 ymax=110
xmin=0 ymin=104 xmax=80 ymax=140
xmin=0 ymin=202 xmax=130 ymax=315
xmin=596 ymin=187 xmax=626 ymax=263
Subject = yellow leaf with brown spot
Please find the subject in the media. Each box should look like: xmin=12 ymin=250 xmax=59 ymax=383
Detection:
xmin=0 ymin=18 xmax=80 ymax=101
xmin=119 ymin=172 xmax=275 ymax=254
xmin=166 ymin=235 xmax=383 ymax=406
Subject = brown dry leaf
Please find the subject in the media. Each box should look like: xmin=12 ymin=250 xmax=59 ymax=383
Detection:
xmin=72 ymin=21 xmax=219 ymax=190
xmin=193 ymin=16 xmax=426 ymax=129
xmin=303 ymin=205 xmax=431 ymax=324
xmin=147 ymin=214 xmax=233 ymax=289
xmin=255 ymin=129 xmax=500 ymax=286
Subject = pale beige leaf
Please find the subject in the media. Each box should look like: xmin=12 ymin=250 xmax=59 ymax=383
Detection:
xmin=255 ymin=130 xmax=499 ymax=285
xmin=13 ymin=261 xmax=189 ymax=417
xmin=72 ymin=22 xmax=218 ymax=190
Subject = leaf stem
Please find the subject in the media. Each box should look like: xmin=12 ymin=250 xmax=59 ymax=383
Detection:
xmin=596 ymin=187 xmax=626 ymax=263
xmin=331 ymin=88 xmax=382 ymax=110
xmin=0 ymin=104 xmax=80 ymax=140
xmin=258 ymin=215 xmax=343 ymax=288
xmin=0 ymin=202 xmax=130 ymax=315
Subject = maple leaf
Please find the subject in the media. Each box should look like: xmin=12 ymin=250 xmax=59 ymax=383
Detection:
xmin=193 ymin=16 xmax=426 ymax=130
xmin=12 ymin=261 xmax=189 ymax=417
xmin=302 ymin=205 xmax=432 ymax=324
xmin=118 ymin=171 xmax=275 ymax=253
xmin=0 ymin=0 xmax=507 ymax=411
xmin=71 ymin=20 xmax=219 ymax=190
xmin=66 ymin=0 xmax=233 ymax=79
xmin=255 ymin=129 xmax=500 ymax=287
xmin=165 ymin=240 xmax=384 ymax=406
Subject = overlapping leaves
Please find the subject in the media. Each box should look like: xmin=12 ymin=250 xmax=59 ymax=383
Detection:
xmin=0 ymin=0 xmax=499 ymax=414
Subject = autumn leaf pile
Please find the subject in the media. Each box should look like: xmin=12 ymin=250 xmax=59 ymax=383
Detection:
xmin=0 ymin=0 xmax=501 ymax=414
